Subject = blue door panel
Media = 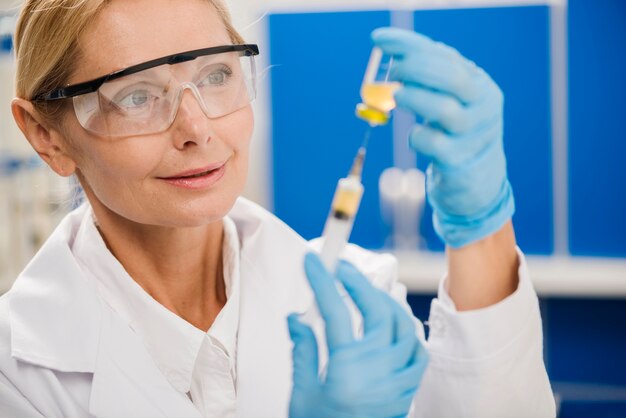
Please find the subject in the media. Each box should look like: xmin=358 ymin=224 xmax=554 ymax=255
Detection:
xmin=568 ymin=0 xmax=626 ymax=257
xmin=412 ymin=6 xmax=554 ymax=254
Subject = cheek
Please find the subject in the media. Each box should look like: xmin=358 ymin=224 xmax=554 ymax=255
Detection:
xmin=227 ymin=106 xmax=253 ymax=151
xmin=64 ymin=111 xmax=163 ymax=189
xmin=220 ymin=106 xmax=253 ymax=185
xmin=74 ymin=136 xmax=167 ymax=219
xmin=82 ymin=142 xmax=162 ymax=187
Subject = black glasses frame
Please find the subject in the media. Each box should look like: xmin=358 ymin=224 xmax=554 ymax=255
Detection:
xmin=33 ymin=44 xmax=260 ymax=102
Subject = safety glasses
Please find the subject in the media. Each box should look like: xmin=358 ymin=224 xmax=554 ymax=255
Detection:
xmin=33 ymin=44 xmax=259 ymax=137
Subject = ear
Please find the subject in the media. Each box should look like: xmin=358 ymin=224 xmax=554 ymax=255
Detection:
xmin=11 ymin=98 xmax=77 ymax=177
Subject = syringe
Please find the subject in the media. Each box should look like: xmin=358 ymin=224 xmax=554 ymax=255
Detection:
xmin=319 ymin=131 xmax=370 ymax=273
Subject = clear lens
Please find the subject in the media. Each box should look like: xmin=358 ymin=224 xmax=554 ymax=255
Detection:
xmin=73 ymin=51 xmax=256 ymax=137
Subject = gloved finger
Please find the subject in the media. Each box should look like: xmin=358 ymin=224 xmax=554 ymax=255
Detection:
xmin=371 ymin=341 xmax=429 ymax=400
xmin=352 ymin=331 xmax=418 ymax=380
xmin=374 ymin=299 xmax=421 ymax=356
xmin=395 ymin=84 xmax=494 ymax=135
xmin=386 ymin=294 xmax=419 ymax=346
xmin=354 ymin=383 xmax=419 ymax=418
xmin=304 ymin=252 xmax=355 ymax=349
xmin=287 ymin=314 xmax=320 ymax=389
xmin=391 ymin=53 xmax=485 ymax=105
xmin=331 ymin=311 xmax=419 ymax=384
xmin=427 ymin=137 xmax=508 ymax=216
xmin=395 ymin=85 xmax=465 ymax=133
xmin=409 ymin=117 xmax=502 ymax=166
xmin=408 ymin=123 xmax=454 ymax=161
xmin=358 ymin=384 xmax=418 ymax=417
xmin=372 ymin=27 xmax=465 ymax=65
xmin=352 ymin=295 xmax=419 ymax=371
xmin=336 ymin=260 xmax=393 ymax=347
xmin=407 ymin=337 xmax=430 ymax=382
xmin=372 ymin=27 xmax=483 ymax=102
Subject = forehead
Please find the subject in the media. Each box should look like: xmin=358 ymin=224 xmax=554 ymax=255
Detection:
xmin=73 ymin=0 xmax=231 ymax=82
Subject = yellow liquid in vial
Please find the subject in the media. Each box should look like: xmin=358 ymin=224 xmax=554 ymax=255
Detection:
xmin=360 ymin=82 xmax=401 ymax=112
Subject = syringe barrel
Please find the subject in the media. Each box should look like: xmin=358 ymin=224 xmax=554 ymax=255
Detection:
xmin=320 ymin=176 xmax=364 ymax=273
xmin=320 ymin=215 xmax=354 ymax=273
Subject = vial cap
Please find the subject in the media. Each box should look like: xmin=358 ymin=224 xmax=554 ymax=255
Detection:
xmin=355 ymin=103 xmax=389 ymax=126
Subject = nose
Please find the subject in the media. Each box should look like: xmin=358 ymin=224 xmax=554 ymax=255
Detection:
xmin=169 ymin=85 xmax=212 ymax=149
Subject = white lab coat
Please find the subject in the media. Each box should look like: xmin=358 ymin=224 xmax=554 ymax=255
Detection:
xmin=0 ymin=197 xmax=555 ymax=418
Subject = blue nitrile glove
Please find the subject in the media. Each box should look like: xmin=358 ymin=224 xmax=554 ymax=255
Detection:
xmin=288 ymin=253 xmax=429 ymax=418
xmin=373 ymin=28 xmax=515 ymax=248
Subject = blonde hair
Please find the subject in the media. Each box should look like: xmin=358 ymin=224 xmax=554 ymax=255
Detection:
xmin=14 ymin=0 xmax=245 ymax=125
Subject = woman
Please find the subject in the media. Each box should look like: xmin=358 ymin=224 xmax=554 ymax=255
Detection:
xmin=0 ymin=0 xmax=555 ymax=417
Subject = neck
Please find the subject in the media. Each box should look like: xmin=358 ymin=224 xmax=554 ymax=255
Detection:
xmin=90 ymin=203 xmax=226 ymax=332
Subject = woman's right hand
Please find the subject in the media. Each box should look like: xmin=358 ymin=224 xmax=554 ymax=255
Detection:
xmin=288 ymin=253 xmax=429 ymax=418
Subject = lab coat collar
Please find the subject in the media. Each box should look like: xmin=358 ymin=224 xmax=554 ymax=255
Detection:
xmin=8 ymin=204 xmax=101 ymax=373
xmin=88 ymin=301 xmax=201 ymax=417
xmin=8 ymin=204 xmax=201 ymax=417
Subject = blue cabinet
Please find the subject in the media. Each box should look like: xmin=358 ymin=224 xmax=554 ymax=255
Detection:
xmin=568 ymin=0 xmax=626 ymax=257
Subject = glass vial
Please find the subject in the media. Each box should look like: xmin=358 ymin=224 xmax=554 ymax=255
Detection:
xmin=355 ymin=47 xmax=401 ymax=126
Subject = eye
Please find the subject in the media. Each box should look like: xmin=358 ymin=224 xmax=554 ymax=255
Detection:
xmin=117 ymin=89 xmax=155 ymax=109
xmin=198 ymin=65 xmax=233 ymax=87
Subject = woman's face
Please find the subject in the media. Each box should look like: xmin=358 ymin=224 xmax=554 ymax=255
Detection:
xmin=62 ymin=0 xmax=253 ymax=227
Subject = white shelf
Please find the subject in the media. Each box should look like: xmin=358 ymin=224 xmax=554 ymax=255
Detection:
xmin=393 ymin=250 xmax=626 ymax=297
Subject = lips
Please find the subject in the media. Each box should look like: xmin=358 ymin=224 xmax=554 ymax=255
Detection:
xmin=158 ymin=160 xmax=228 ymax=190
xmin=160 ymin=161 xmax=226 ymax=180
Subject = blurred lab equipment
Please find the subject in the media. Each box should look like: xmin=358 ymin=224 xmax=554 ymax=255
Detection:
xmin=379 ymin=167 xmax=426 ymax=250
xmin=0 ymin=16 xmax=71 ymax=292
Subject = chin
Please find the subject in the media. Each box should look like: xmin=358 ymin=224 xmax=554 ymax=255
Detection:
xmin=161 ymin=192 xmax=241 ymax=228
xmin=150 ymin=168 xmax=246 ymax=228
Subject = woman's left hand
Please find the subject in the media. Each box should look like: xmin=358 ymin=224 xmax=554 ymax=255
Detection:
xmin=288 ymin=253 xmax=429 ymax=418
xmin=373 ymin=28 xmax=515 ymax=249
